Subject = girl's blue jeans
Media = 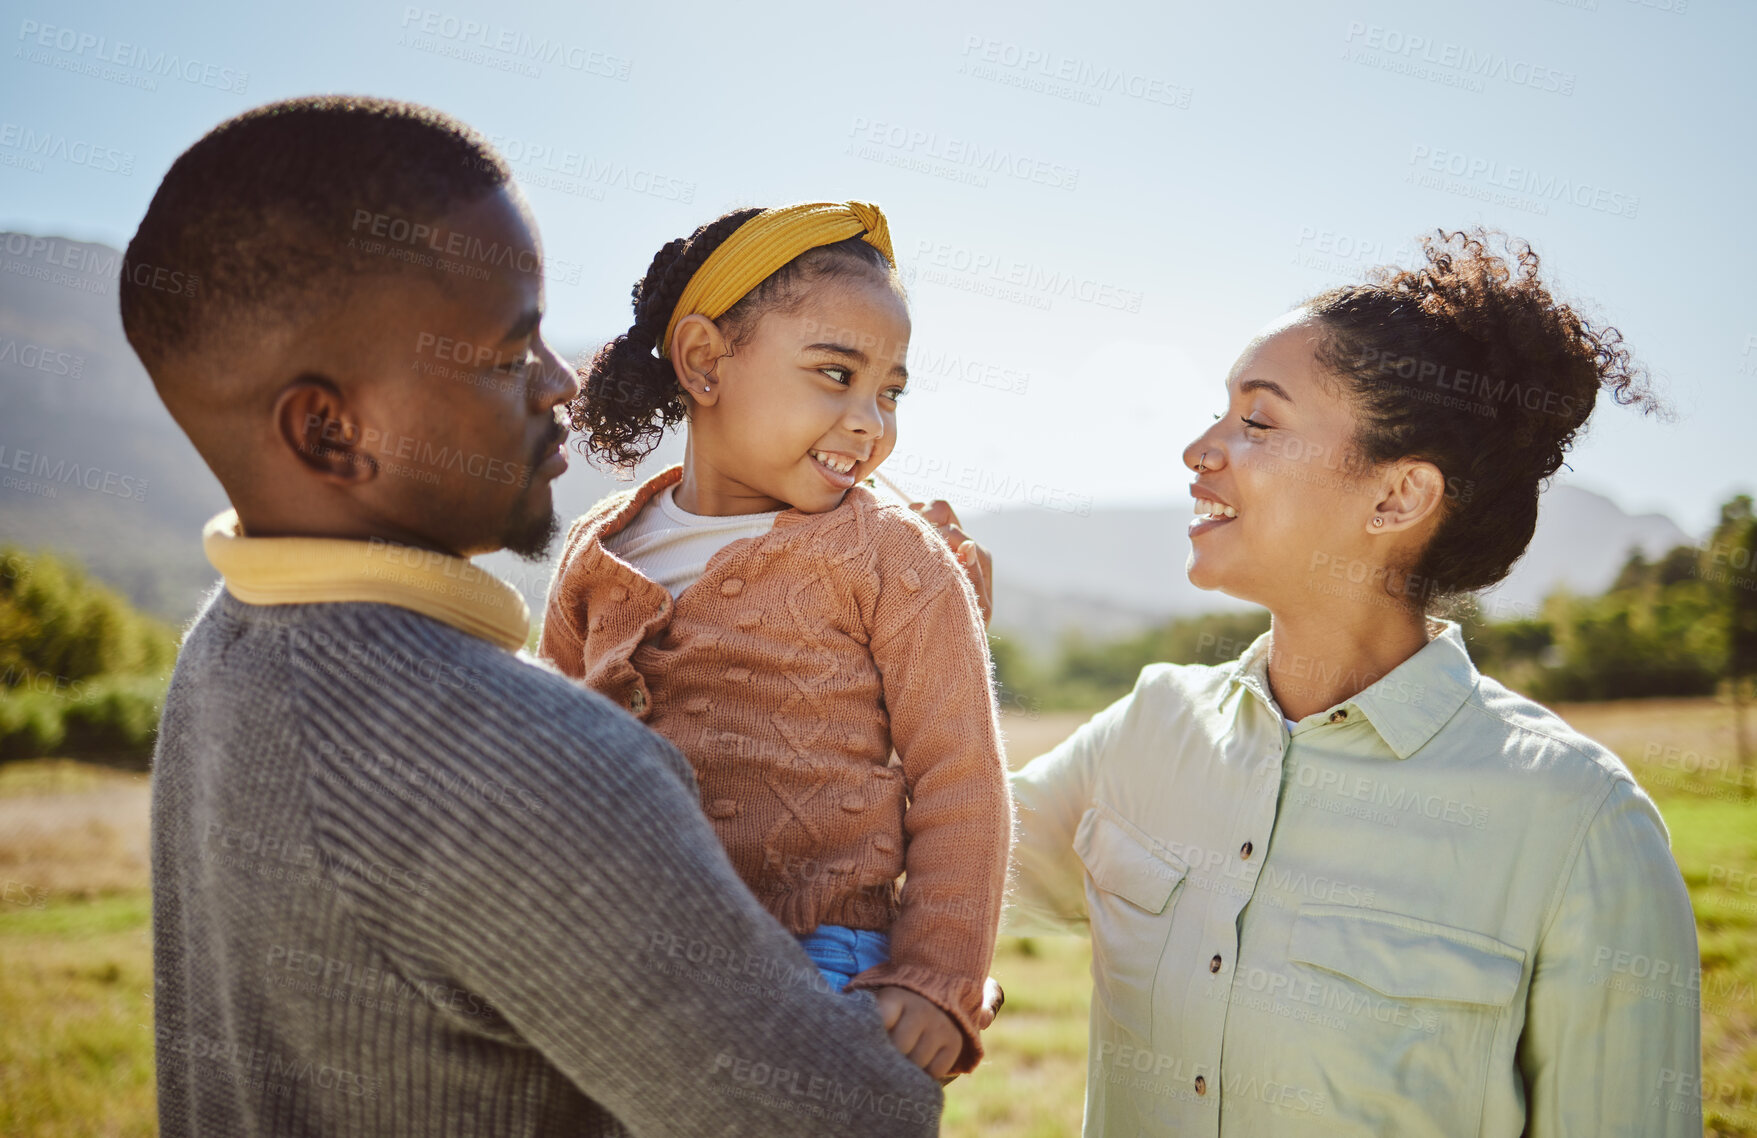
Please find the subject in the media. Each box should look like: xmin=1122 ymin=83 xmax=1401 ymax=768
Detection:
xmin=795 ymin=924 xmax=891 ymax=992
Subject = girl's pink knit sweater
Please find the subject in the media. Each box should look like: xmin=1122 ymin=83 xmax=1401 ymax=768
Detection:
xmin=538 ymin=463 xmax=1013 ymax=1072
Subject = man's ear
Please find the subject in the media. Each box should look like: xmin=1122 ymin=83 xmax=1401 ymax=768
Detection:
xmin=669 ymin=313 xmax=728 ymax=407
xmin=273 ymin=375 xmax=376 ymax=484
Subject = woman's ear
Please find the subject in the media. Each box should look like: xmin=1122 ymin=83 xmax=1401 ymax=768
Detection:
xmin=1370 ymin=460 xmax=1447 ymax=534
xmin=670 ymin=313 xmax=728 ymax=407
xmin=273 ymin=374 xmax=377 ymax=484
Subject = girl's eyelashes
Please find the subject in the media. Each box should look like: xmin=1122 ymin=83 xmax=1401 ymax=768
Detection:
xmin=816 ymin=364 xmax=905 ymax=404
xmin=496 ymin=348 xmax=534 ymax=375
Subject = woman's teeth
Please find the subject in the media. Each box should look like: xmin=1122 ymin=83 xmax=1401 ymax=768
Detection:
xmin=811 ymin=450 xmax=856 ymax=475
xmin=1195 ymin=498 xmax=1237 ymax=519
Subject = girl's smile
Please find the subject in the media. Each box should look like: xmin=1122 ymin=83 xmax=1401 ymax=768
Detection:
xmin=809 ymin=447 xmax=866 ymax=487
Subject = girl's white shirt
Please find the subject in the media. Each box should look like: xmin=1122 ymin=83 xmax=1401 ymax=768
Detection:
xmin=601 ymin=483 xmax=784 ymax=599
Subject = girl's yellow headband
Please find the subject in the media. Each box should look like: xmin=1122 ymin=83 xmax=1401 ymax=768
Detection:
xmin=657 ymin=200 xmax=894 ymax=360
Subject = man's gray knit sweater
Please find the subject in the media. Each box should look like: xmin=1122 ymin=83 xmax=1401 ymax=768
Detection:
xmin=151 ymin=589 xmax=943 ymax=1136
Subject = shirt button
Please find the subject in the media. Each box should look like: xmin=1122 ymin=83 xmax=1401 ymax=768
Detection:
xmin=1329 ymin=709 xmax=1348 ymax=723
xmin=1209 ymin=954 xmax=1223 ymax=974
xmin=628 ymin=689 xmax=647 ymax=713
xmin=1240 ymin=841 xmax=1253 ymax=859
xmin=1194 ymin=1075 xmax=1207 ymax=1096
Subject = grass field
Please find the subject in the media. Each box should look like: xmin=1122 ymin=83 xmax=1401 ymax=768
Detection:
xmin=2 ymin=700 xmax=1752 ymax=1136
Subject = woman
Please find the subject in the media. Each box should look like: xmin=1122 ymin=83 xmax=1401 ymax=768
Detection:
xmin=1005 ymin=230 xmax=1701 ymax=1136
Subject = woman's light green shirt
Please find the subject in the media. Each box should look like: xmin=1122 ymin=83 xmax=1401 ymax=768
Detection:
xmin=1006 ymin=620 xmax=1702 ymax=1136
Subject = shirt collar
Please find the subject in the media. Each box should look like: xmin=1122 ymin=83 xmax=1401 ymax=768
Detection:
xmin=592 ymin=462 xmax=687 ymax=544
xmin=202 ymin=509 xmax=530 ymax=651
xmin=1218 ymin=618 xmax=1478 ymax=759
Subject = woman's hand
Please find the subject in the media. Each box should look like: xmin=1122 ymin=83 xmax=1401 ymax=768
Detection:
xmin=908 ymin=499 xmax=993 ymax=625
xmin=976 ymin=976 xmax=1005 ymax=1030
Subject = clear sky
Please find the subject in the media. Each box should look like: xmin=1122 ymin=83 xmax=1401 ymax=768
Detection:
xmin=4 ymin=0 xmax=1751 ymax=534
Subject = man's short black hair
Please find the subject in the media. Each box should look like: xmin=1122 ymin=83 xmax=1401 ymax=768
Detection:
xmin=121 ymin=94 xmax=511 ymax=378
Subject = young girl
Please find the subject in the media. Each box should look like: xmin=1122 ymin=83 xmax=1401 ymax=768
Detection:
xmin=538 ymin=201 xmax=1012 ymax=1079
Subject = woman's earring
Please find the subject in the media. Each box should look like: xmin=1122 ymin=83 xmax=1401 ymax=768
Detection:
xmin=1372 ymin=516 xmax=1385 ymax=528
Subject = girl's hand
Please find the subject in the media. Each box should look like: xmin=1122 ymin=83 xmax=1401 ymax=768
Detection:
xmin=907 ymin=499 xmax=993 ymax=625
xmin=872 ymin=986 xmax=963 ymax=1078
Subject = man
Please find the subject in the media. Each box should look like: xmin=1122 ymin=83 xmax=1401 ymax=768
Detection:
xmin=124 ymin=94 xmax=988 ymax=1136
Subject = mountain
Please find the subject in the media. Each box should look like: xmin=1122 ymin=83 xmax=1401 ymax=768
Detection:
xmin=1478 ymin=486 xmax=1694 ymax=620
xmin=0 ymin=233 xmax=228 ymax=617
xmin=0 ymin=231 xmax=1699 ymax=656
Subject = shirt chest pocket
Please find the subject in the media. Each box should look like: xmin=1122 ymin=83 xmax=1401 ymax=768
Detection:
xmin=1074 ymin=805 xmax=1188 ymax=1044
xmin=1283 ymin=904 xmax=1527 ymax=1137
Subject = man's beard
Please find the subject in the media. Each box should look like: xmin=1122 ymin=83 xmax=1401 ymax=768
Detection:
xmin=501 ymin=494 xmax=561 ymax=561
xmin=503 ymin=419 xmax=570 ymax=561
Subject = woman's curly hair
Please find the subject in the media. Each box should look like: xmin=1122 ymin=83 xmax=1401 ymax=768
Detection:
xmin=570 ymin=207 xmax=899 ymax=470
xmin=1305 ymin=227 xmax=1662 ymax=600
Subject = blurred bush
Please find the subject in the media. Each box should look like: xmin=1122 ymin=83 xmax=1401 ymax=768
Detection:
xmin=0 ymin=548 xmax=177 ymax=766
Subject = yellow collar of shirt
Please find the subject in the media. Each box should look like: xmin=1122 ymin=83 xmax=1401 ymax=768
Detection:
xmin=1221 ymin=617 xmax=1478 ymax=759
xmin=201 ymin=509 xmax=530 ymax=652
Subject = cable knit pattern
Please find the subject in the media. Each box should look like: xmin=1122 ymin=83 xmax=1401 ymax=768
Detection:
xmin=539 ymin=463 xmax=1013 ymax=1073
xmin=152 ymin=589 xmax=945 ymax=1136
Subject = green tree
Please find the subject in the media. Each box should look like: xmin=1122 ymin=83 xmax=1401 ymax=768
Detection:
xmin=1704 ymin=495 xmax=1757 ymax=794
xmin=1531 ymin=559 xmax=1721 ymax=703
